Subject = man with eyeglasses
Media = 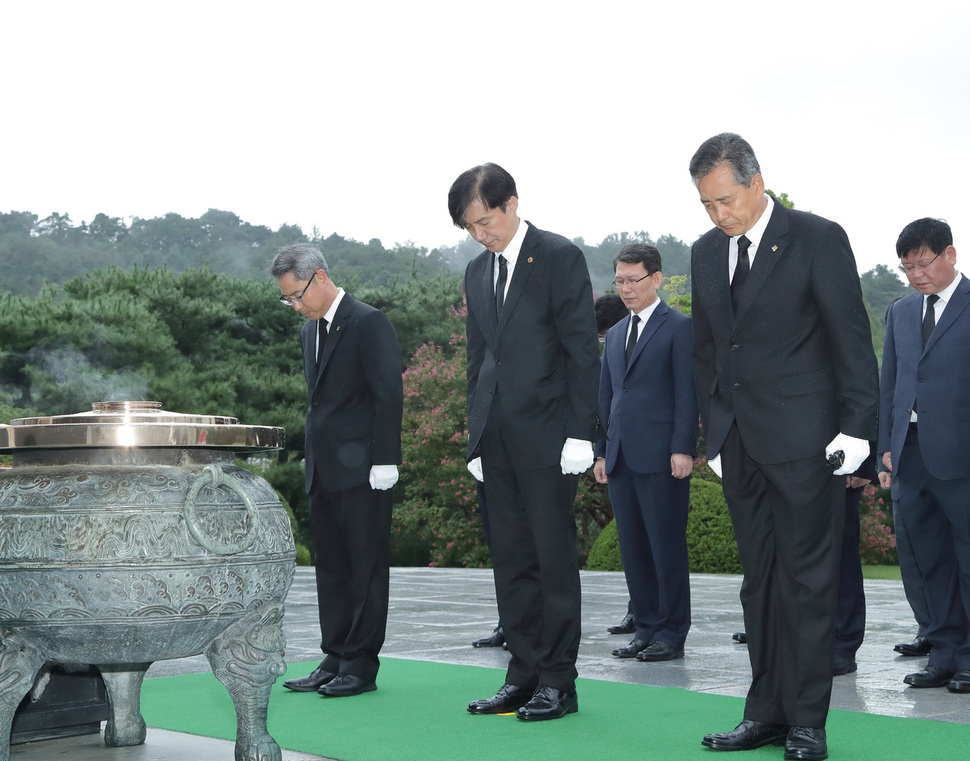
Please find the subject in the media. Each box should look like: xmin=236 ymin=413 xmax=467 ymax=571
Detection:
xmin=878 ymin=218 xmax=970 ymax=694
xmin=593 ymin=244 xmax=697 ymax=663
xmin=271 ymin=243 xmax=403 ymax=698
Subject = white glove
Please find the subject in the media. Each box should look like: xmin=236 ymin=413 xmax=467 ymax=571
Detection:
xmin=707 ymin=454 xmax=723 ymax=479
xmin=467 ymin=457 xmax=484 ymax=482
xmin=561 ymin=438 xmax=594 ymax=475
xmin=825 ymin=433 xmax=870 ymax=476
xmin=368 ymin=464 xmax=399 ymax=490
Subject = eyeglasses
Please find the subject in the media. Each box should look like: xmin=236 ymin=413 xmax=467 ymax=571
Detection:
xmin=612 ymin=273 xmax=653 ymax=288
xmin=278 ymin=273 xmax=315 ymax=306
xmin=898 ymin=252 xmax=941 ymax=275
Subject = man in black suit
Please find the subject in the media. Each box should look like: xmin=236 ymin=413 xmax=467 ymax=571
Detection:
xmin=594 ymin=244 xmax=697 ymax=663
xmin=450 ymin=163 xmax=600 ymax=722
xmin=688 ymin=134 xmax=878 ymax=761
xmin=272 ymin=243 xmax=403 ymax=698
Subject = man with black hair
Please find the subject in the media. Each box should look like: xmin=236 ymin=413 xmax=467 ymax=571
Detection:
xmin=449 ymin=163 xmax=600 ymax=722
xmin=879 ymin=217 xmax=970 ymax=694
xmin=594 ymin=244 xmax=697 ymax=663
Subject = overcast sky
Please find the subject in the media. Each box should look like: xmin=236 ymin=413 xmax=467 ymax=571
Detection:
xmin=4 ymin=1 xmax=968 ymax=276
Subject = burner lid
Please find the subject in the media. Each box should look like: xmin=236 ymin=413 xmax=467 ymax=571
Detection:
xmin=0 ymin=401 xmax=285 ymax=451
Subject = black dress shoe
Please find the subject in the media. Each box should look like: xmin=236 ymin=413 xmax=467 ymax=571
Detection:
xmin=894 ymin=636 xmax=931 ymax=657
xmin=317 ymin=673 xmax=377 ymax=697
xmin=612 ymin=638 xmax=650 ymax=658
xmin=948 ymin=669 xmax=970 ymax=693
xmin=903 ymin=665 xmax=955 ymax=688
xmin=785 ymin=726 xmax=827 ymax=761
xmin=607 ymin=612 xmax=635 ymax=635
xmin=732 ymin=631 xmax=748 ymax=644
xmin=516 ymin=685 xmax=578 ymax=721
xmin=467 ymin=684 xmax=535 ymax=714
xmin=636 ymin=640 xmax=684 ymax=661
xmin=472 ymin=626 xmax=505 ymax=648
xmin=702 ymin=719 xmax=789 ymax=750
xmin=283 ymin=664 xmax=337 ymax=692
xmin=832 ymin=655 xmax=857 ymax=676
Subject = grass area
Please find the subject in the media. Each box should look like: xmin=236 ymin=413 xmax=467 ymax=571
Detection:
xmin=862 ymin=564 xmax=902 ymax=581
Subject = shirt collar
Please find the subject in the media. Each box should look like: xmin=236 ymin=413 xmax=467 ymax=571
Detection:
xmin=322 ymin=287 xmax=345 ymax=326
xmin=931 ymin=270 xmax=961 ymax=306
xmin=495 ymin=217 xmax=527 ymax=266
xmin=632 ymin=298 xmax=661 ymax=323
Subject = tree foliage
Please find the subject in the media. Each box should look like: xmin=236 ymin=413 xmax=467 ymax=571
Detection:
xmin=0 ymin=210 xmax=453 ymax=298
xmin=0 ymin=205 xmax=909 ymax=567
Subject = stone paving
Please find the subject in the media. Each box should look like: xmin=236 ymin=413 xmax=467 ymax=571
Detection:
xmin=13 ymin=567 xmax=967 ymax=760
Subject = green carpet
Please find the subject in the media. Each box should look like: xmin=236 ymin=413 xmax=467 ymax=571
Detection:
xmin=140 ymin=658 xmax=970 ymax=761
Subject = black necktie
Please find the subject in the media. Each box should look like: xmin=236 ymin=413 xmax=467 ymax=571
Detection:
xmin=316 ymin=318 xmax=329 ymax=367
xmin=731 ymin=235 xmax=751 ymax=314
xmin=495 ymin=254 xmax=508 ymax=317
xmin=922 ymin=294 xmax=939 ymax=349
xmin=625 ymin=314 xmax=640 ymax=367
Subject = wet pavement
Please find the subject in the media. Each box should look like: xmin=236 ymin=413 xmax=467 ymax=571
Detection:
xmin=13 ymin=567 xmax=965 ymax=760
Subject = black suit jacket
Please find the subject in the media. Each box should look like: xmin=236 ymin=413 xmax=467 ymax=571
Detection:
xmin=691 ymin=201 xmax=878 ymax=463
xmin=464 ymin=221 xmax=600 ymax=469
xmin=300 ymin=293 xmax=403 ymax=493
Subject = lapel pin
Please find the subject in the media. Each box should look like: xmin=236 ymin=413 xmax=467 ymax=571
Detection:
xmin=528 ymin=257 xmax=533 ymax=263
xmin=771 ymin=245 xmax=778 ymax=252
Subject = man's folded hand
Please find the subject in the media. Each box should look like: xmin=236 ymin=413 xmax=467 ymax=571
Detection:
xmin=560 ymin=438 xmax=594 ymax=475
xmin=467 ymin=457 xmax=484 ymax=482
xmin=368 ymin=464 xmax=399 ymax=490
xmin=825 ymin=433 xmax=869 ymax=476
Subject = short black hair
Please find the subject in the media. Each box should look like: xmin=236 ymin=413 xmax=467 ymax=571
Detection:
xmin=895 ymin=217 xmax=952 ymax=259
xmin=594 ymin=293 xmax=628 ymax=335
xmin=448 ymin=163 xmax=518 ymax=228
xmin=613 ymin=243 xmax=662 ymax=274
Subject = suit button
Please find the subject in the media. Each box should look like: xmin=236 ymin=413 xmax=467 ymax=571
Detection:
xmin=732 ymin=382 xmax=742 ymax=390
xmin=495 ymin=359 xmax=502 ymax=365
xmin=731 ymin=344 xmax=740 ymax=351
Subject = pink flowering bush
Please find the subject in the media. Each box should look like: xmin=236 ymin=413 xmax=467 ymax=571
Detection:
xmin=391 ymin=305 xmax=617 ymax=568
xmin=859 ymin=484 xmax=897 ymax=564
xmin=392 ymin=321 xmax=491 ymax=568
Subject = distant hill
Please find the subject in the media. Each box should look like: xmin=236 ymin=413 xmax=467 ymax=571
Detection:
xmin=2 ymin=209 xmax=908 ymax=331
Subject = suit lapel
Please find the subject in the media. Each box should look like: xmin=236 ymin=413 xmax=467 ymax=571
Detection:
xmin=924 ymin=274 xmax=970 ymax=355
xmin=314 ymin=295 xmax=353 ymax=386
xmin=734 ymin=202 xmax=788 ymax=327
xmin=607 ymin=316 xmax=627 ymax=375
xmin=700 ymin=235 xmax=733 ymax=329
xmin=627 ymin=302 xmax=668 ymax=373
xmin=301 ymin=323 xmax=316 ymax=388
xmin=894 ymin=293 xmax=922 ymax=355
xmin=480 ymin=253 xmax=498 ymax=327
xmin=497 ymin=222 xmax=536 ymax=333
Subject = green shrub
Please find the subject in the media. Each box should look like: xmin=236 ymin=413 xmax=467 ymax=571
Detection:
xmin=585 ymin=517 xmax=622 ymax=571
xmin=584 ymin=477 xmax=741 ymax=574
xmin=687 ymin=479 xmax=741 ymax=573
xmin=393 ymin=331 xmax=490 ymax=568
